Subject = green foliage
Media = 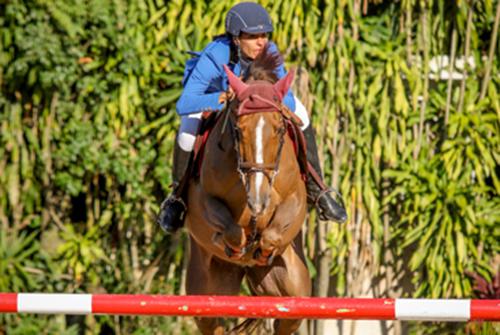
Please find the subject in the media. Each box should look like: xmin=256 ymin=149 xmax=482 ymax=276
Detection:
xmin=5 ymin=316 xmax=79 ymax=335
xmin=0 ymin=230 xmax=47 ymax=292
xmin=0 ymin=0 xmax=498 ymax=334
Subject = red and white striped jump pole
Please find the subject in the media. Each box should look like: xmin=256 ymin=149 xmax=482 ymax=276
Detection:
xmin=0 ymin=294 xmax=498 ymax=321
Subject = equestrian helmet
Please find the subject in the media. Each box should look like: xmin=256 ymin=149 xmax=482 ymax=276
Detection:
xmin=225 ymin=2 xmax=273 ymax=36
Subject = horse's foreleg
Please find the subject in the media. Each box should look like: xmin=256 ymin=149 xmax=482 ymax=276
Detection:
xmin=254 ymin=193 xmax=306 ymax=266
xmin=187 ymin=238 xmax=245 ymax=335
xmin=245 ymin=234 xmax=311 ymax=335
xmin=205 ymin=195 xmax=247 ymax=255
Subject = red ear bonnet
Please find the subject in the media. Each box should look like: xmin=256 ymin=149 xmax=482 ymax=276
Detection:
xmin=273 ymin=69 xmax=295 ymax=100
xmin=223 ymin=64 xmax=249 ymax=97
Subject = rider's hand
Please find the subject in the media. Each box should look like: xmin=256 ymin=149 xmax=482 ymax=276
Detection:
xmin=218 ymin=92 xmax=228 ymax=104
xmin=219 ymin=87 xmax=235 ymax=104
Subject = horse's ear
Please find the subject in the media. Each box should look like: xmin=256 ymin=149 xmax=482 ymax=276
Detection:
xmin=223 ymin=64 xmax=248 ymax=97
xmin=274 ymin=69 xmax=295 ymax=100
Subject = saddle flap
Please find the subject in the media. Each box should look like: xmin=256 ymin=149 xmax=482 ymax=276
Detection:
xmin=192 ymin=112 xmax=222 ymax=177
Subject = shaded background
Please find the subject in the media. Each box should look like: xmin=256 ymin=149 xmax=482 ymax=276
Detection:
xmin=0 ymin=0 xmax=498 ymax=334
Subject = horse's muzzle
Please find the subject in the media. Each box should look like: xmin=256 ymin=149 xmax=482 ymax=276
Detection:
xmin=247 ymin=194 xmax=270 ymax=216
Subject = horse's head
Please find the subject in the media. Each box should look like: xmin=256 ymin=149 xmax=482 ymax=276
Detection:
xmin=223 ymin=63 xmax=294 ymax=216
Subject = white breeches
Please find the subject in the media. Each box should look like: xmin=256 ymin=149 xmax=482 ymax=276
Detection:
xmin=177 ymin=96 xmax=310 ymax=152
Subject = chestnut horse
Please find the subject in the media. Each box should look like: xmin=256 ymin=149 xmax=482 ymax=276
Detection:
xmin=185 ymin=51 xmax=311 ymax=335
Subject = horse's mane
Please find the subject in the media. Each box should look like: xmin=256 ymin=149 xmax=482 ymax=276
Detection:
xmin=244 ymin=45 xmax=283 ymax=84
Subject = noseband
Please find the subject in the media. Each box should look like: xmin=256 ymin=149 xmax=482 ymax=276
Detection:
xmin=229 ymin=93 xmax=288 ymax=191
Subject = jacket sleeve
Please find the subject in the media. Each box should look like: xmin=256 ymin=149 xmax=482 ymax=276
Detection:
xmin=268 ymin=43 xmax=296 ymax=112
xmin=176 ymin=51 xmax=226 ymax=116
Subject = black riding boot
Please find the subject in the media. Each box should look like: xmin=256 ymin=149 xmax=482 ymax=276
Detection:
xmin=303 ymin=125 xmax=347 ymax=223
xmin=157 ymin=141 xmax=192 ymax=233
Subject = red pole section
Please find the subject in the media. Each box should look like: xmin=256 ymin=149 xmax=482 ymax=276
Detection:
xmin=2 ymin=294 xmax=499 ymax=321
xmin=0 ymin=293 xmax=17 ymax=313
xmin=92 ymin=295 xmax=396 ymax=320
xmin=471 ymin=300 xmax=500 ymax=321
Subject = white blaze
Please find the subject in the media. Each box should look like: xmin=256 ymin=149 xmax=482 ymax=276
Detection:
xmin=254 ymin=116 xmax=265 ymax=202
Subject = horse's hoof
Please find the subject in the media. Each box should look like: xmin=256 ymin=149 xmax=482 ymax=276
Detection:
xmin=240 ymin=246 xmax=247 ymax=255
xmin=225 ymin=245 xmax=245 ymax=258
xmin=253 ymin=248 xmax=262 ymax=260
xmin=225 ymin=245 xmax=234 ymax=257
xmin=266 ymin=252 xmax=275 ymax=266
xmin=253 ymin=248 xmax=276 ymax=266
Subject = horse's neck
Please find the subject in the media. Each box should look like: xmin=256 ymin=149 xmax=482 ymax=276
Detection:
xmin=210 ymin=113 xmax=237 ymax=165
xmin=201 ymin=114 xmax=241 ymax=197
xmin=272 ymin=135 xmax=303 ymax=196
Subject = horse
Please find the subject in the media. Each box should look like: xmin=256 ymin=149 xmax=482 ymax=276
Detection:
xmin=185 ymin=49 xmax=311 ymax=335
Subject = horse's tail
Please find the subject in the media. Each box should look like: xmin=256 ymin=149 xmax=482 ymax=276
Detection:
xmin=228 ymin=318 xmax=263 ymax=334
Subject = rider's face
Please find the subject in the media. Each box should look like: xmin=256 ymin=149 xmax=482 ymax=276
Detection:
xmin=234 ymin=32 xmax=269 ymax=60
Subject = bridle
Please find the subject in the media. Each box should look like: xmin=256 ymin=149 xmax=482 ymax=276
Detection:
xmin=228 ymin=93 xmax=288 ymax=194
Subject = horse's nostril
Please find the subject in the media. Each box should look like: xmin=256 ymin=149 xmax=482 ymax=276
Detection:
xmin=247 ymin=200 xmax=255 ymax=212
xmin=263 ymin=195 xmax=270 ymax=207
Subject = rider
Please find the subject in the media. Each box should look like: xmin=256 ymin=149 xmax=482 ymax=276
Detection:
xmin=157 ymin=2 xmax=347 ymax=233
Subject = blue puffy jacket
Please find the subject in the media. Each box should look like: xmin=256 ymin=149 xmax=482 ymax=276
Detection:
xmin=176 ymin=36 xmax=296 ymax=116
